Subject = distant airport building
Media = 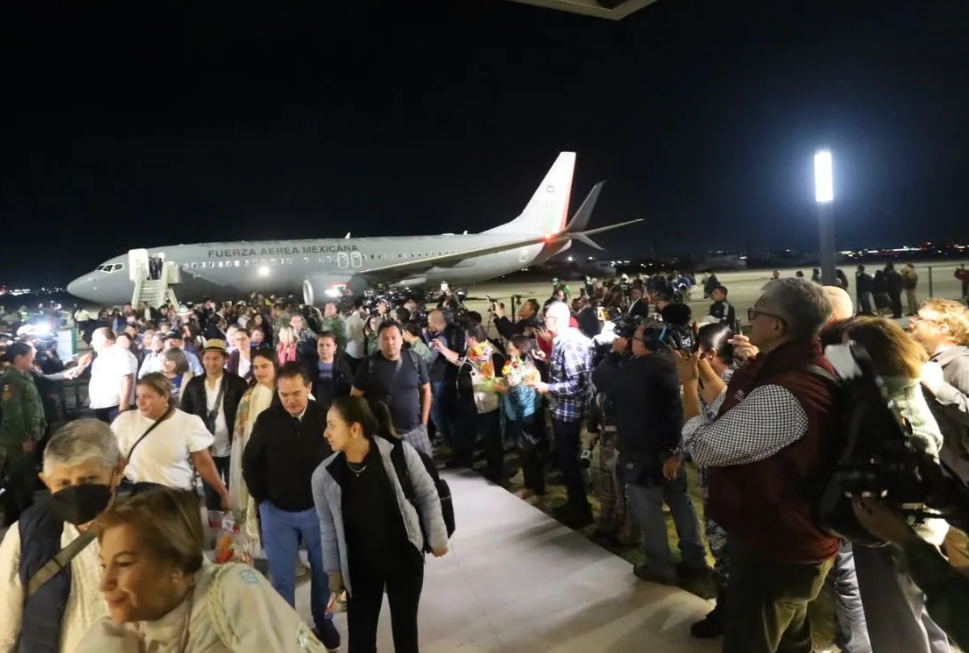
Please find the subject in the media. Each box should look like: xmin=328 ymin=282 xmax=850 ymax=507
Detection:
xmin=502 ymin=0 xmax=660 ymax=20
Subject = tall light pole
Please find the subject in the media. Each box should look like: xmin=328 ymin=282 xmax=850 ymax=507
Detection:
xmin=814 ymin=149 xmax=836 ymax=285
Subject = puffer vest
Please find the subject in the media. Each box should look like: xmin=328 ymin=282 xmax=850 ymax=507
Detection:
xmin=705 ymin=339 xmax=841 ymax=564
xmin=16 ymin=500 xmax=71 ymax=653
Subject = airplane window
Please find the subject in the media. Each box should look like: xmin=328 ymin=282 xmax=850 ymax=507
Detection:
xmin=191 ymin=262 xmax=197 ymax=269
xmin=218 ymin=261 xmax=224 ymax=268
xmin=244 ymin=260 xmax=249 ymax=267
xmin=271 ymin=258 xmax=277 ymax=265
xmin=286 ymin=257 xmax=292 ymax=265
xmin=303 ymin=257 xmax=309 ymax=264
xmin=260 ymin=259 xmax=267 ymax=266
xmin=369 ymin=255 xmax=374 ymax=260
xmin=326 ymin=255 xmax=333 ymax=263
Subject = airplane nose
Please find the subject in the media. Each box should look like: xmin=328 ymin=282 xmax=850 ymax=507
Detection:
xmin=67 ymin=278 xmax=85 ymax=298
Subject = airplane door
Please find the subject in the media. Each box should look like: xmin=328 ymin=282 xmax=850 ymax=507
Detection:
xmin=350 ymin=251 xmax=362 ymax=268
xmin=337 ymin=252 xmax=349 ymax=269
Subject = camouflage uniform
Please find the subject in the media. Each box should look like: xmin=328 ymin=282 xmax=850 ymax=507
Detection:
xmin=320 ymin=315 xmax=348 ymax=352
xmin=0 ymin=367 xmax=45 ymax=524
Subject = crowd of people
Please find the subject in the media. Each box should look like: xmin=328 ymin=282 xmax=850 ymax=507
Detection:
xmin=2 ymin=268 xmax=969 ymax=653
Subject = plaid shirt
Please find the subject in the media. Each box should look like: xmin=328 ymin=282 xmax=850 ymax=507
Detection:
xmin=548 ymin=328 xmax=593 ymax=423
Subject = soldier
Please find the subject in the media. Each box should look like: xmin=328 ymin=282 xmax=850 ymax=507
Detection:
xmin=1 ymin=342 xmax=46 ymax=526
xmin=320 ymin=301 xmax=347 ymax=352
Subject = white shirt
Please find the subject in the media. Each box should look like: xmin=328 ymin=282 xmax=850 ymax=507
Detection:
xmin=111 ymin=409 xmax=214 ymax=490
xmin=139 ymin=351 xmax=164 ymax=378
xmin=237 ymin=355 xmax=251 ymax=381
xmin=89 ymin=345 xmax=138 ymax=410
xmin=0 ymin=521 xmax=107 ymax=653
xmin=345 ymin=312 xmax=366 ymax=359
xmin=206 ymin=376 xmax=231 ymax=458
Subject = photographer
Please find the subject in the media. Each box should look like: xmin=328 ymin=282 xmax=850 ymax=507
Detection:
xmin=493 ymin=298 xmax=540 ymax=341
xmin=592 ymin=321 xmax=706 ymax=584
xmin=835 ymin=317 xmax=952 ymax=653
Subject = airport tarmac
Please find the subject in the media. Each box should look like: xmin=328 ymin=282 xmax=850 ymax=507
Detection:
xmin=462 ymin=260 xmax=969 ymax=323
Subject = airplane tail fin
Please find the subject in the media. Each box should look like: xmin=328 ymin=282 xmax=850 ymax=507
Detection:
xmin=487 ymin=152 xmax=575 ymax=236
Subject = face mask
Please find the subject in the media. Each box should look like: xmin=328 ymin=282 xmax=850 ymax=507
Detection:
xmin=49 ymin=482 xmax=114 ymax=525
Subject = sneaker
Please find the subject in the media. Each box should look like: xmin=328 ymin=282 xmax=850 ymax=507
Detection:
xmin=295 ymin=560 xmax=309 ymax=578
xmin=633 ymin=564 xmax=676 ymax=586
xmin=314 ymin=621 xmax=341 ymax=652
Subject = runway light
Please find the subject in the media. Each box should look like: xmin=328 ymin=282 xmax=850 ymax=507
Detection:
xmin=258 ymin=266 xmax=270 ymax=277
xmin=814 ymin=150 xmax=834 ymax=203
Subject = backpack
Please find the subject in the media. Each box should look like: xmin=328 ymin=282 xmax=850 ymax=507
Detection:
xmin=799 ymin=343 xmax=926 ymax=547
xmin=389 ymin=439 xmax=455 ymax=551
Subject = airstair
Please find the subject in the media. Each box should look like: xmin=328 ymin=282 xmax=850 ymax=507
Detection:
xmin=129 ymin=248 xmax=181 ymax=308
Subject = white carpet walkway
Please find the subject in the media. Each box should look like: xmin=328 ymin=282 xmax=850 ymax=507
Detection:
xmin=295 ymin=470 xmax=720 ymax=653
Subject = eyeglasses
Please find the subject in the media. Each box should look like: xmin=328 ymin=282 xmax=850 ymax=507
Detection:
xmin=747 ymin=307 xmax=786 ymax=324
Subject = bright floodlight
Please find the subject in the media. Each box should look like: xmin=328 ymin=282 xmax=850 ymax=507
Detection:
xmin=814 ymin=150 xmax=834 ymax=203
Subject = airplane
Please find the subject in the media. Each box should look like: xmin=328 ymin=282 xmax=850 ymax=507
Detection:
xmin=66 ymin=152 xmax=642 ymax=306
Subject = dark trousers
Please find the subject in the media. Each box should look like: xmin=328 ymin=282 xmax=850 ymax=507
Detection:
xmin=451 ymin=396 xmax=477 ymax=465
xmin=889 ymin=291 xmax=903 ymax=318
xmin=857 ymin=292 xmax=872 ymax=314
xmin=347 ymin=548 xmax=424 ymax=653
xmin=478 ymin=410 xmax=503 ymax=481
xmin=509 ymin=415 xmax=545 ymax=494
xmin=429 ymin=380 xmax=454 ymax=448
xmin=203 ymin=455 xmax=230 ymax=512
xmin=552 ymin=419 xmax=589 ymax=510
xmin=1 ymin=447 xmax=36 ymax=527
xmin=724 ymin=544 xmax=833 ymax=653
xmin=94 ymin=406 xmax=120 ymax=424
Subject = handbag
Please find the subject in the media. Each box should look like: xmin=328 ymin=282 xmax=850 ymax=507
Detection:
xmin=118 ymin=406 xmax=174 ymax=494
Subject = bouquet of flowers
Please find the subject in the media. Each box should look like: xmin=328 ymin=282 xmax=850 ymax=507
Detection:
xmin=501 ymin=356 xmax=535 ymax=387
xmin=467 ymin=343 xmax=495 ymax=379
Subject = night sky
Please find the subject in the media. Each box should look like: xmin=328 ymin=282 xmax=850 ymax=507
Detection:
xmin=2 ymin=0 xmax=967 ymax=286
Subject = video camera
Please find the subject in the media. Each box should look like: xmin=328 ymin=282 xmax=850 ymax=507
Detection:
xmin=817 ymin=342 xmax=969 ymax=545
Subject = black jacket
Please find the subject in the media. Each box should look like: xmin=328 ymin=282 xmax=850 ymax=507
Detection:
xmin=592 ymin=352 xmax=683 ymax=482
xmin=312 ymin=354 xmax=355 ymax=412
xmin=179 ymin=372 xmax=248 ymax=441
xmin=242 ymin=402 xmax=332 ymax=512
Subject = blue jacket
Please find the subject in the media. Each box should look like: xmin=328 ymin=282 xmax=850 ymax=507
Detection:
xmin=16 ymin=501 xmax=71 ymax=653
xmin=311 ymin=437 xmax=447 ymax=596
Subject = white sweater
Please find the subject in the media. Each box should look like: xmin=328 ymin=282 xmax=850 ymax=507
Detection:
xmin=75 ymin=561 xmax=325 ymax=653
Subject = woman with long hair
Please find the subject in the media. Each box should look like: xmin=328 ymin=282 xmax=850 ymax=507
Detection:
xmin=313 ymin=396 xmax=448 ymax=653
xmin=76 ymin=487 xmax=329 ymax=652
xmin=229 ymin=348 xmax=279 ymax=549
xmin=277 ymin=325 xmax=299 ymax=365
xmin=836 ymin=316 xmax=952 ymax=653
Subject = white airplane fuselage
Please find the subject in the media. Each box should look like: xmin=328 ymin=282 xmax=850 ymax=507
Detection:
xmin=67 ymin=234 xmax=564 ymax=306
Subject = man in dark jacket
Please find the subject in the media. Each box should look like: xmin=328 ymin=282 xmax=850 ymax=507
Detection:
xmin=592 ymin=322 xmax=706 ymax=585
xmin=494 ymin=298 xmax=540 ymax=341
xmin=885 ymin=262 xmax=905 ymax=319
xmin=856 ymin=265 xmax=873 ymax=314
xmin=241 ymin=362 xmax=338 ymax=650
xmin=677 ymin=278 xmax=839 ymax=653
xmin=312 ymin=331 xmax=353 ymax=412
xmin=178 ymin=339 xmax=247 ymax=525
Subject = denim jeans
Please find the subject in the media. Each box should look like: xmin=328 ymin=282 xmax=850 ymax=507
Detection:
xmin=626 ymin=466 xmax=706 ymax=579
xmin=259 ymin=501 xmax=334 ymax=629
xmin=829 ymin=540 xmax=872 ymax=653
xmin=430 ymin=380 xmax=454 ymax=447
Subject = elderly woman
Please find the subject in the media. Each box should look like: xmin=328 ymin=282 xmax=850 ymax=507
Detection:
xmin=75 ymin=487 xmax=329 ymax=652
xmin=0 ymin=419 xmax=124 ymax=653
